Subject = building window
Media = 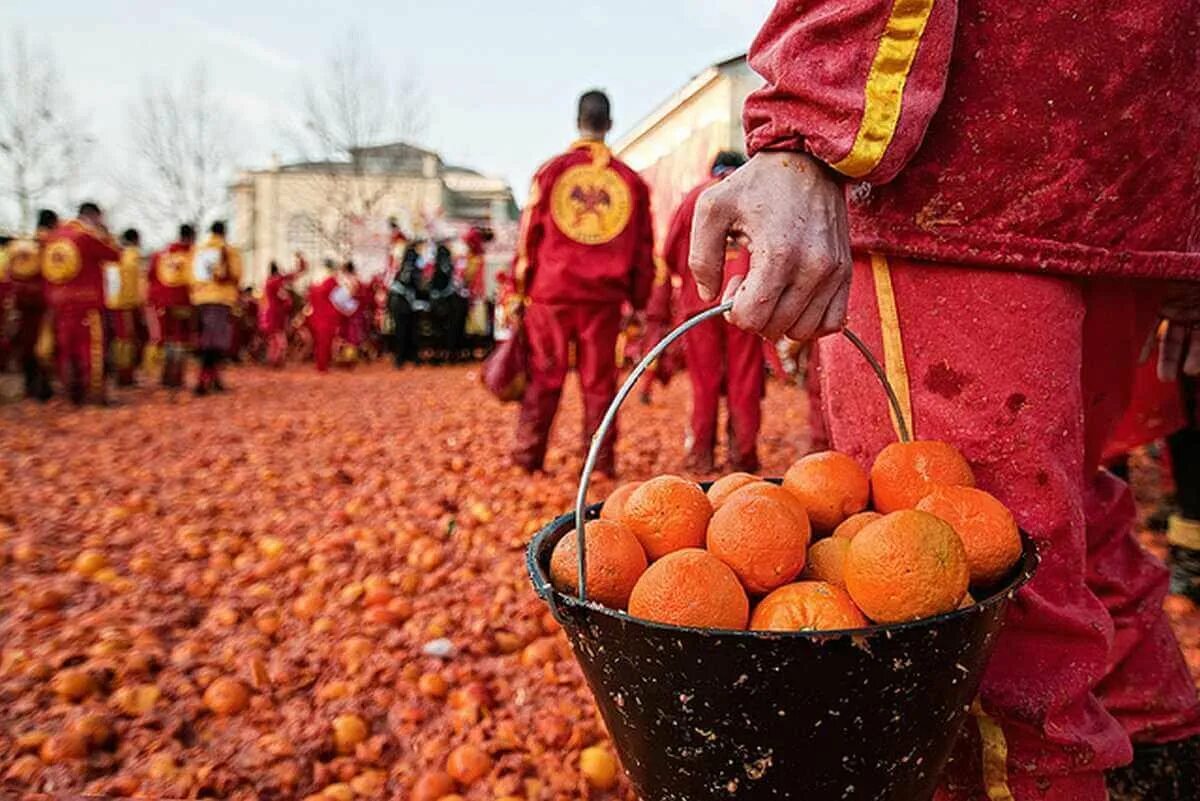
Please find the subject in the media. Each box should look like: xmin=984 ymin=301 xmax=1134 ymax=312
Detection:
xmin=287 ymin=214 xmax=322 ymax=260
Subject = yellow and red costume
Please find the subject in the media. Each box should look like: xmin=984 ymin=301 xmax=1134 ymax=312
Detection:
xmin=511 ymin=139 xmax=655 ymax=475
xmin=188 ymin=234 xmax=243 ymax=392
xmin=41 ymin=220 xmax=120 ymax=404
xmin=104 ymin=245 xmax=143 ymax=386
xmin=661 ymin=176 xmax=763 ymax=473
xmin=147 ymin=240 xmax=194 ymax=387
xmin=6 ymin=237 xmax=49 ymax=396
xmin=745 ymin=1 xmax=1200 ymax=798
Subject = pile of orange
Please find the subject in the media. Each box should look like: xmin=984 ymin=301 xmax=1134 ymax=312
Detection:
xmin=549 ymin=440 xmax=1024 ymax=631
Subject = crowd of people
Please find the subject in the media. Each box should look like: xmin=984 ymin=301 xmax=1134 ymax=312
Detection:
xmin=0 ymin=207 xmax=500 ymax=403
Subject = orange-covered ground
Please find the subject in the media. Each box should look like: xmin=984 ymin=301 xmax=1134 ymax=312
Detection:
xmin=0 ymin=363 xmax=1195 ymax=800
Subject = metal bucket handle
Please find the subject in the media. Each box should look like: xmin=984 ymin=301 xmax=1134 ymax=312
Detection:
xmin=571 ymin=300 xmax=912 ymax=602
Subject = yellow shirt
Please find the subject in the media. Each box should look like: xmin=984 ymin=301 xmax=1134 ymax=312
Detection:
xmin=189 ymin=235 xmax=243 ymax=307
xmin=105 ymin=246 xmax=143 ymax=310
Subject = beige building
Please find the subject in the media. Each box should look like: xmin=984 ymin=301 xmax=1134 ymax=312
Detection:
xmin=230 ymin=142 xmax=517 ymax=287
xmin=614 ymin=54 xmax=762 ymax=241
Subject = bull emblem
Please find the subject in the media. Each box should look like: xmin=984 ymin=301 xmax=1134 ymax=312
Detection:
xmin=569 ymin=184 xmax=612 ymax=225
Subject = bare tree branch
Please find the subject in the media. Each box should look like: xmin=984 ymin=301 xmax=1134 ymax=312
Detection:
xmin=0 ymin=30 xmax=91 ymax=230
xmin=127 ymin=64 xmax=235 ymax=233
xmin=289 ymin=29 xmax=429 ymax=257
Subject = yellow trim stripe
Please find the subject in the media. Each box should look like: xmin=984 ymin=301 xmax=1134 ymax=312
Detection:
xmin=972 ymin=700 xmax=1015 ymax=801
xmin=870 ymin=254 xmax=914 ymax=439
xmin=832 ymin=0 xmax=937 ymax=178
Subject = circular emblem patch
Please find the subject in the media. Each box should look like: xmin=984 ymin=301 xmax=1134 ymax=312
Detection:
xmin=43 ymin=240 xmax=81 ymax=284
xmin=159 ymin=251 xmax=190 ymax=287
xmin=549 ymin=164 xmax=632 ymax=245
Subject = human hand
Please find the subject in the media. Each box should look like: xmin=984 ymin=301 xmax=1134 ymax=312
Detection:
xmin=688 ymin=151 xmax=852 ymax=341
xmin=1158 ymin=281 xmax=1200 ymax=380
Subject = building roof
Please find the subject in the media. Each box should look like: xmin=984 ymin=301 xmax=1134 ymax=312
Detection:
xmin=613 ymin=53 xmax=748 ymax=153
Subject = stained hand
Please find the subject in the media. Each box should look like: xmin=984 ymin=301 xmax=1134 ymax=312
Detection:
xmin=687 ymin=151 xmax=852 ymax=342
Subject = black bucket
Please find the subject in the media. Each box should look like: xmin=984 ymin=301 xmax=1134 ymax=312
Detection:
xmin=528 ymin=505 xmax=1037 ymax=801
xmin=525 ymin=305 xmax=1039 ymax=800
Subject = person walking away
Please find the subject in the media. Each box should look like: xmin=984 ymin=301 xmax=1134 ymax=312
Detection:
xmin=511 ymin=90 xmax=655 ymax=477
xmin=662 ymin=151 xmax=764 ymax=474
xmin=388 ymin=242 xmax=422 ymax=367
xmin=188 ymin=221 xmax=242 ymax=395
xmin=41 ymin=203 xmax=121 ymax=405
xmin=147 ymin=225 xmax=196 ymax=388
xmin=688 ymin=1 xmax=1200 ymax=798
xmin=308 ymin=260 xmax=344 ymax=373
xmin=8 ymin=210 xmax=59 ymax=400
xmin=105 ymin=229 xmax=143 ymax=387
xmin=261 ymin=259 xmax=303 ymax=367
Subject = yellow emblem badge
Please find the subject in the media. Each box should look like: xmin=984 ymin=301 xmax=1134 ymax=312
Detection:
xmin=159 ymin=251 xmax=190 ymax=287
xmin=43 ymin=240 xmax=82 ymax=284
xmin=549 ymin=163 xmax=632 ymax=245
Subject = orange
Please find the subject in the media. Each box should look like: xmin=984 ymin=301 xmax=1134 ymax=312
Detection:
xmin=750 ymin=581 xmax=868 ymax=632
xmin=620 ymin=475 xmax=712 ymax=560
xmin=832 ymin=511 xmax=882 ymax=541
xmin=801 ymin=538 xmax=850 ymax=588
xmin=446 ymin=744 xmax=492 ymax=785
xmin=916 ymin=486 xmax=1022 ymax=586
xmin=549 ymin=520 xmax=647 ymax=609
xmin=628 ymin=549 xmax=749 ymax=630
xmin=600 ymin=481 xmax=642 ymax=522
xmin=707 ymin=489 xmax=811 ymax=594
xmin=726 ymin=481 xmax=809 ymax=529
xmin=870 ymin=440 xmax=976 ymax=513
xmin=783 ymin=451 xmax=869 ymax=532
xmin=844 ymin=510 xmax=970 ymax=623
xmin=706 ymin=472 xmax=760 ymax=510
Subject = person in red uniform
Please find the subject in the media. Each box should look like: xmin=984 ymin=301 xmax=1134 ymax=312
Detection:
xmin=0 ymin=235 xmax=11 ymax=371
xmin=511 ymin=90 xmax=655 ymax=476
xmin=8 ymin=210 xmax=58 ymax=400
xmin=41 ymin=203 xmax=121 ymax=405
xmin=661 ymin=152 xmax=763 ymax=473
xmin=260 ymin=259 xmax=304 ymax=367
xmin=146 ymin=224 xmax=196 ymax=388
xmin=307 ymin=259 xmax=344 ymax=373
xmin=687 ymin=3 xmax=1200 ymax=799
xmin=104 ymin=229 xmax=144 ymax=387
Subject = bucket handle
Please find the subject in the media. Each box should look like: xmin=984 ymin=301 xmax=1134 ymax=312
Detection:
xmin=572 ymin=300 xmax=911 ymax=603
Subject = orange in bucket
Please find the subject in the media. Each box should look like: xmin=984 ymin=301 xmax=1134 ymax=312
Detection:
xmin=783 ymin=451 xmax=869 ymax=532
xmin=628 ymin=549 xmax=749 ymax=629
xmin=706 ymin=472 xmax=760 ymax=510
xmin=916 ymin=486 xmax=1022 ymax=586
xmin=707 ymin=488 xmax=811 ymax=595
xmin=620 ymin=475 xmax=712 ymax=561
xmin=870 ymin=440 xmax=975 ymax=513
xmin=550 ymin=520 xmax=648 ymax=609
xmin=750 ymin=581 xmax=868 ymax=632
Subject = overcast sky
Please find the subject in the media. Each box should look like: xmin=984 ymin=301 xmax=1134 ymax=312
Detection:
xmin=2 ymin=0 xmax=775 ymax=223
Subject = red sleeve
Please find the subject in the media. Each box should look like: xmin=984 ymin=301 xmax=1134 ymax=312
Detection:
xmin=743 ymin=0 xmax=957 ymax=184
xmin=628 ymin=176 xmax=655 ymax=311
xmin=662 ymin=187 xmax=699 ymax=279
xmin=86 ymin=233 xmax=122 ymax=264
xmin=512 ymin=165 xmax=550 ymax=296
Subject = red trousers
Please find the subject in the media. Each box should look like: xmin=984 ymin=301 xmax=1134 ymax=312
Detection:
xmin=819 ymin=255 xmax=1200 ymax=801
xmin=682 ymin=315 xmax=764 ymax=472
xmin=513 ymin=302 xmax=623 ymax=475
xmin=54 ymin=307 xmax=105 ymax=404
xmin=265 ymin=330 xmax=287 ymax=367
xmin=312 ymin=322 xmax=337 ymax=372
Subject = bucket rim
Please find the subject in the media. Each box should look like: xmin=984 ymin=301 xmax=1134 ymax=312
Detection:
xmin=527 ymin=502 xmax=1039 ymax=640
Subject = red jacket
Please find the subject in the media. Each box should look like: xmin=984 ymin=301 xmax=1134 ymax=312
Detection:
xmin=147 ymin=242 xmax=194 ymax=309
xmin=42 ymin=220 xmax=121 ymax=311
xmin=745 ymin=0 xmax=1200 ymax=279
xmin=308 ymin=275 xmax=343 ymax=330
xmin=662 ymin=177 xmax=751 ymax=319
xmin=515 ymin=140 xmax=655 ymax=307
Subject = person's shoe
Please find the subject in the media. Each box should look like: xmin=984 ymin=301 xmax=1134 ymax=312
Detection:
xmin=683 ymin=450 xmax=716 ymax=475
xmin=193 ymin=384 xmax=209 ymax=397
xmin=1107 ymin=736 xmax=1200 ymax=801
xmin=212 ymin=378 xmax=228 ymax=393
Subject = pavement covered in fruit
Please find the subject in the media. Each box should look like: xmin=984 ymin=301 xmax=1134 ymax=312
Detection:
xmin=0 ymin=363 xmax=1196 ymax=800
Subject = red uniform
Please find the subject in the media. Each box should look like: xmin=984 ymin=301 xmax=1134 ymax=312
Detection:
xmin=512 ymin=139 xmax=655 ymax=475
xmin=261 ymin=273 xmax=295 ymax=367
xmin=745 ymin=1 xmax=1200 ymax=798
xmin=41 ymin=220 xmax=121 ymax=403
xmin=661 ymin=177 xmax=762 ymax=473
xmin=7 ymin=238 xmax=49 ymax=396
xmin=307 ymin=275 xmax=342 ymax=372
xmin=146 ymin=241 xmax=194 ymax=387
